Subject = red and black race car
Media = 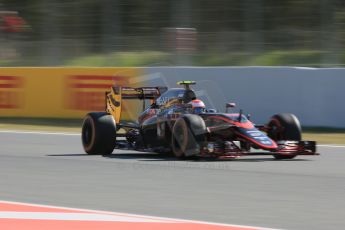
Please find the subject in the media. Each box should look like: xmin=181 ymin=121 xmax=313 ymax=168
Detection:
xmin=81 ymin=81 xmax=318 ymax=159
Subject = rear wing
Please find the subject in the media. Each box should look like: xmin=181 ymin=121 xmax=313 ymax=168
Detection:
xmin=106 ymin=86 xmax=167 ymax=123
xmin=116 ymin=86 xmax=167 ymax=99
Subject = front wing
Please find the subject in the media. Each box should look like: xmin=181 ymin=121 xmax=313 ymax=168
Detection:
xmin=198 ymin=140 xmax=318 ymax=158
xmin=273 ymin=140 xmax=318 ymax=155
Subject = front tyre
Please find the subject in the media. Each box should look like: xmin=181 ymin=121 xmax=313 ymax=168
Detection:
xmin=82 ymin=112 xmax=117 ymax=155
xmin=268 ymin=113 xmax=302 ymax=160
xmin=171 ymin=114 xmax=206 ymax=158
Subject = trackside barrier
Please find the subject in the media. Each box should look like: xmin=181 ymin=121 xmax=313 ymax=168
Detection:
xmin=143 ymin=67 xmax=345 ymax=128
xmin=1 ymin=67 xmax=344 ymax=127
xmin=0 ymin=68 xmax=142 ymax=119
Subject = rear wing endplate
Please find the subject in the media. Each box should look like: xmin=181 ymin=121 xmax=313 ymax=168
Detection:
xmin=106 ymin=86 xmax=167 ymax=123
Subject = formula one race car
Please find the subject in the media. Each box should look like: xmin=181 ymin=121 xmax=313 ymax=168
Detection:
xmin=81 ymin=81 xmax=318 ymax=159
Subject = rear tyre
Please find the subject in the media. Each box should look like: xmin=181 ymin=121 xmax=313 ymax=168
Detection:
xmin=81 ymin=112 xmax=117 ymax=155
xmin=268 ymin=113 xmax=302 ymax=160
xmin=171 ymin=115 xmax=206 ymax=158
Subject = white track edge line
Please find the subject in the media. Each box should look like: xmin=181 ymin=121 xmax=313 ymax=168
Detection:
xmin=0 ymin=130 xmax=80 ymax=136
xmin=317 ymin=144 xmax=345 ymax=148
xmin=0 ymin=200 xmax=280 ymax=230
xmin=0 ymin=130 xmax=345 ymax=149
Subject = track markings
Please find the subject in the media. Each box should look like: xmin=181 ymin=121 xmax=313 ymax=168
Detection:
xmin=1 ymin=130 xmax=345 ymax=148
xmin=0 ymin=130 xmax=80 ymax=136
xmin=318 ymin=144 xmax=345 ymax=148
xmin=0 ymin=200 xmax=277 ymax=230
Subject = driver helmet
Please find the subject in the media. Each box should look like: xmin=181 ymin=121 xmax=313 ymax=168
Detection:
xmin=189 ymin=99 xmax=206 ymax=114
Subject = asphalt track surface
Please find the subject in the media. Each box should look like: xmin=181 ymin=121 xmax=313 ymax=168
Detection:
xmin=0 ymin=131 xmax=344 ymax=230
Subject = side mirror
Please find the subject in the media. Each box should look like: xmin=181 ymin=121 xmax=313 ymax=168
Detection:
xmin=226 ymin=103 xmax=236 ymax=108
xmin=226 ymin=103 xmax=236 ymax=113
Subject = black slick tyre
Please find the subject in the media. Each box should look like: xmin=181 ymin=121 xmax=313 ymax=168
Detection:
xmin=171 ymin=114 xmax=206 ymax=158
xmin=268 ymin=113 xmax=302 ymax=160
xmin=81 ymin=112 xmax=117 ymax=155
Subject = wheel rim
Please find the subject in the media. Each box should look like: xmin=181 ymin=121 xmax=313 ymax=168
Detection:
xmin=175 ymin=123 xmax=186 ymax=146
xmin=269 ymin=118 xmax=297 ymax=159
xmin=172 ymin=120 xmax=188 ymax=157
xmin=268 ymin=119 xmax=283 ymax=140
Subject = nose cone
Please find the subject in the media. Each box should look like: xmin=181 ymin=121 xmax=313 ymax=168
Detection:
xmin=238 ymin=128 xmax=277 ymax=150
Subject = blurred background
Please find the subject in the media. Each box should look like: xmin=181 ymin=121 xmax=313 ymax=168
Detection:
xmin=0 ymin=0 xmax=345 ymax=67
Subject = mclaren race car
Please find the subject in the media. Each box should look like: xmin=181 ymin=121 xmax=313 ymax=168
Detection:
xmin=81 ymin=81 xmax=318 ymax=159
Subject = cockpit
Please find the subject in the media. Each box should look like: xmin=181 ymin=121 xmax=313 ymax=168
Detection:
xmin=155 ymin=88 xmax=196 ymax=108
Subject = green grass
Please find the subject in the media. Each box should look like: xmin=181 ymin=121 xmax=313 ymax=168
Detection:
xmin=2 ymin=49 xmax=344 ymax=67
xmin=65 ymin=51 xmax=171 ymax=67
xmin=246 ymin=50 xmax=325 ymax=66
xmin=0 ymin=118 xmax=344 ymax=144
xmin=63 ymin=50 xmax=339 ymax=67
xmin=303 ymin=127 xmax=345 ymax=145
